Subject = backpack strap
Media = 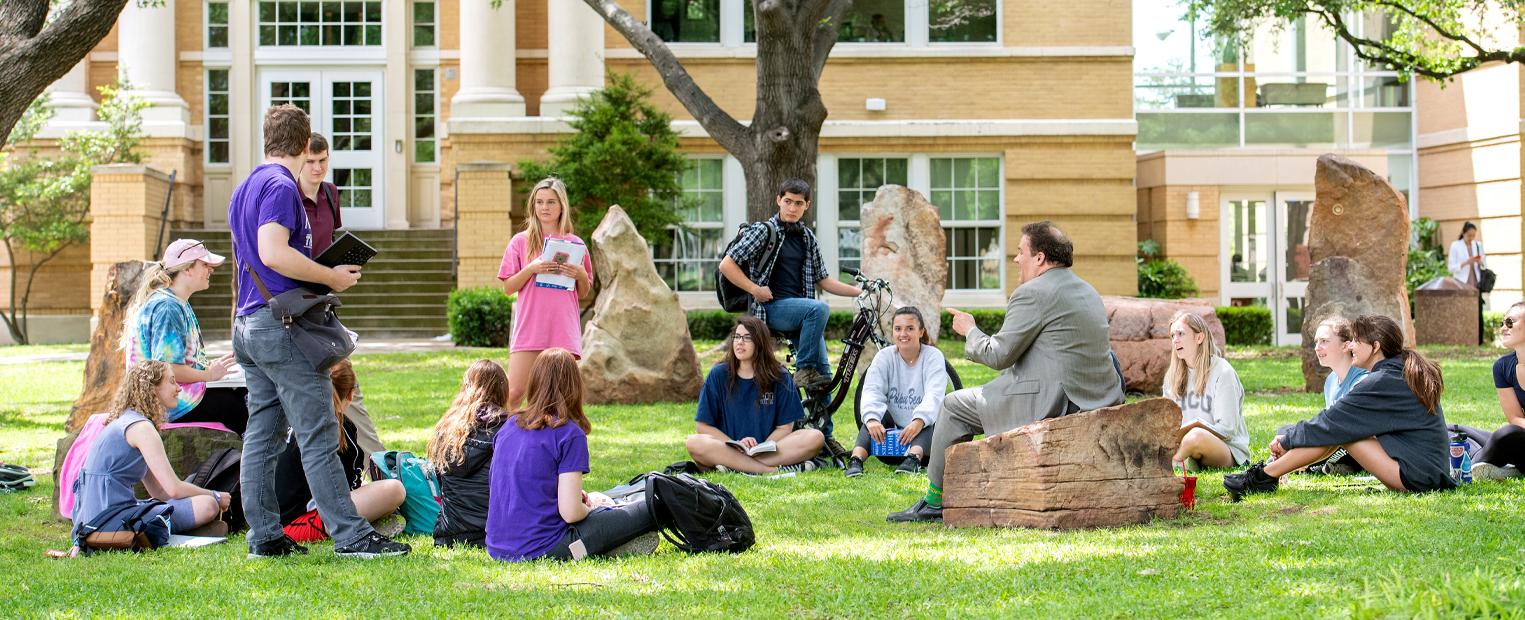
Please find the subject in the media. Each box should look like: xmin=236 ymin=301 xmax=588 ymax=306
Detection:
xmin=230 ymin=237 xmax=275 ymax=303
xmin=757 ymin=220 xmax=784 ymax=287
xmin=324 ymin=182 xmax=341 ymax=225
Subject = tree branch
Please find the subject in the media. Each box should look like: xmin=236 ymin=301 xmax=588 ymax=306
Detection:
xmin=0 ymin=0 xmax=130 ymax=150
xmin=580 ymin=0 xmax=751 ymax=157
xmin=1370 ymin=0 xmax=1488 ymax=57
xmin=1312 ymin=8 xmax=1469 ymax=79
xmin=0 ymin=0 xmax=49 ymax=48
xmin=811 ymin=0 xmax=852 ymax=80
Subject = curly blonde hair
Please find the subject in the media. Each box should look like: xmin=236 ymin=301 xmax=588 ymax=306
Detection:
xmin=427 ymin=360 xmax=510 ymax=468
xmin=107 ymin=360 xmax=173 ymax=427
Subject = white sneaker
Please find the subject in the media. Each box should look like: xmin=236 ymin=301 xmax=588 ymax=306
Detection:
xmin=1470 ymin=462 xmax=1522 ymax=481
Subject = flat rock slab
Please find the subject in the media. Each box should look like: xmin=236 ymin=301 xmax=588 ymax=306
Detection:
xmin=943 ymin=398 xmax=1183 ymax=529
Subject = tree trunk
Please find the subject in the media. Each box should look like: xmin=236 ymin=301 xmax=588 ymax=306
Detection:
xmin=0 ymin=0 xmax=130 ymax=150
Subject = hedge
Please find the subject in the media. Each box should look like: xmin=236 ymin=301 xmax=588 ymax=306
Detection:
xmin=447 ymin=287 xmax=514 ymax=347
xmin=1216 ymin=305 xmax=1273 ymax=346
xmin=686 ymin=308 xmax=1002 ymax=341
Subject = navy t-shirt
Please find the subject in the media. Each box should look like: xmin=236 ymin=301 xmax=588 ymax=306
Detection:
xmin=1493 ymin=352 xmax=1525 ymax=410
xmin=229 ymin=163 xmax=313 ymax=316
xmin=695 ymin=364 xmax=804 ymax=441
xmin=768 ymin=232 xmax=808 ymax=300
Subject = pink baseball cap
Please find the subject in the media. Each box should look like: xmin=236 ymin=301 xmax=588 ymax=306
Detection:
xmin=163 ymin=238 xmax=226 ymax=270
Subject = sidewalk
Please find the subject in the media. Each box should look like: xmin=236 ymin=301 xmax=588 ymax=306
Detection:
xmin=0 ymin=337 xmax=460 ymax=365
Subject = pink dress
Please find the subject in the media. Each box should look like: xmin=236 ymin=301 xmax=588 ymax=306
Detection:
xmin=497 ymin=231 xmax=594 ymax=356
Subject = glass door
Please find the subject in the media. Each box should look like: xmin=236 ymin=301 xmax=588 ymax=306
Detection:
xmin=1276 ymin=193 xmax=1315 ymax=346
xmin=258 ymin=69 xmax=384 ymax=230
xmin=1220 ymin=192 xmax=1312 ymax=346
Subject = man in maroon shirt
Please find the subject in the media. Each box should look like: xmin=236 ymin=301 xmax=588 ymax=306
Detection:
xmin=300 ymin=133 xmax=343 ymax=255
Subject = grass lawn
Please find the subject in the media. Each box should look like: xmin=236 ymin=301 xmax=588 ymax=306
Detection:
xmin=3 ymin=342 xmax=1524 ymax=617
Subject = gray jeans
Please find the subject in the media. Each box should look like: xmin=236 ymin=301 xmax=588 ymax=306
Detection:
xmin=544 ymin=496 xmax=656 ymax=560
xmin=235 ymin=307 xmax=372 ymax=548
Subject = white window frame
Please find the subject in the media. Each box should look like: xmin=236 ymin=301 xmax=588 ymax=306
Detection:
xmin=412 ymin=67 xmax=438 ymax=164
xmin=657 ymin=156 xmax=729 ymax=293
xmin=647 ymin=0 xmax=1002 ymax=49
xmin=205 ymin=68 xmax=232 ymax=165
xmin=929 ymin=155 xmax=1005 ymax=292
xmin=412 ymin=0 xmax=437 ymax=49
xmin=256 ymin=0 xmax=386 ymax=49
xmin=205 ymin=0 xmax=230 ymax=50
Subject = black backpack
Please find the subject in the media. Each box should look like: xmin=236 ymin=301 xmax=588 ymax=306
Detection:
xmin=640 ymin=472 xmax=755 ymax=554
xmin=185 ymin=447 xmax=245 ymax=531
xmin=715 ymin=221 xmax=782 ymax=312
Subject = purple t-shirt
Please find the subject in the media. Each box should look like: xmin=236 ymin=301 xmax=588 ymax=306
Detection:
xmin=485 ymin=415 xmax=590 ymax=562
xmin=229 ymin=163 xmax=313 ymax=316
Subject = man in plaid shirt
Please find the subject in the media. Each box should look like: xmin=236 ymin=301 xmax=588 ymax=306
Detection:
xmin=718 ymin=180 xmax=863 ymax=400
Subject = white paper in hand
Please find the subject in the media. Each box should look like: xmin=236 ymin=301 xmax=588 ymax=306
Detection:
xmin=535 ymin=238 xmax=586 ymax=291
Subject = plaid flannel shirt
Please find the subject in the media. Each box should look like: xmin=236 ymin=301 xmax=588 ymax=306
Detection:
xmin=725 ymin=215 xmax=827 ymax=321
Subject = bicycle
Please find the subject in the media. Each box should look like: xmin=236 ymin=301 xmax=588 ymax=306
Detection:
xmin=775 ymin=269 xmax=963 ymax=467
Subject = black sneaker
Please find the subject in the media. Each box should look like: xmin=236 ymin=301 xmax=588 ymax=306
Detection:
xmin=1223 ymin=461 xmax=1280 ymax=502
xmin=334 ymin=532 xmax=411 ymax=559
xmin=247 ymin=535 xmax=309 ymax=559
xmin=895 ymin=454 xmax=923 ymax=475
xmin=844 ymin=457 xmax=865 ymax=478
xmin=886 ymin=499 xmax=942 ymax=523
xmin=792 ymin=368 xmax=831 ymax=393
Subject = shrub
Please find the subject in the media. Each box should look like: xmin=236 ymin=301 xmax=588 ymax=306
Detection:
xmin=1136 ymin=239 xmax=1198 ymax=299
xmin=686 ymin=310 xmax=735 ymax=340
xmin=939 ymin=309 xmax=1005 ymax=341
xmin=1217 ymin=306 xmax=1272 ymax=346
xmin=1485 ymin=311 xmax=1505 ymax=343
xmin=447 ymin=287 xmax=514 ymax=347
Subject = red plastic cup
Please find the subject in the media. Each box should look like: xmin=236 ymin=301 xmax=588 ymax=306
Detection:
xmin=1180 ymin=475 xmax=1197 ymax=510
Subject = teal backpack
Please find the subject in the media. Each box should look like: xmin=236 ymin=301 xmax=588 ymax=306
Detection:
xmin=369 ymin=450 xmax=443 ymax=535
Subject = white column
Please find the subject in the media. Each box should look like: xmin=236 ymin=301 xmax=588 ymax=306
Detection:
xmin=452 ymin=0 xmax=525 ymax=118
xmin=384 ymin=0 xmax=410 ymax=229
xmin=540 ymin=0 xmax=606 ymax=116
xmin=117 ymin=0 xmax=190 ymax=136
xmin=42 ymin=60 xmax=99 ymax=135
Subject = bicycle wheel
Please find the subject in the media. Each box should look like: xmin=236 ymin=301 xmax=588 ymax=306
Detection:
xmin=852 ymin=357 xmax=964 ymax=432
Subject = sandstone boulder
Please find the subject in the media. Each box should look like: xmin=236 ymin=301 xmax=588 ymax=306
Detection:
xmin=859 ymin=185 xmax=947 ymax=350
xmin=1300 ymin=155 xmax=1414 ymax=390
xmin=1103 ymin=297 xmax=1224 ymax=393
xmin=943 ymin=397 xmax=1183 ymax=529
xmin=68 ymin=260 xmax=150 ymax=432
xmin=578 ymin=205 xmax=703 ymax=405
xmin=1415 ymin=277 xmax=1480 ymax=346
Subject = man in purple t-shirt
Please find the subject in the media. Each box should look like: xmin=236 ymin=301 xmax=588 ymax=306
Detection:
xmin=230 ymin=104 xmax=407 ymax=560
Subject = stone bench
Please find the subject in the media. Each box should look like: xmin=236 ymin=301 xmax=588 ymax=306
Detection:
xmin=943 ymin=398 xmax=1183 ymax=529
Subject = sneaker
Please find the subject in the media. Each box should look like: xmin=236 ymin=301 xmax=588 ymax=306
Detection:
xmin=1470 ymin=462 xmax=1523 ymax=481
xmin=844 ymin=456 xmax=865 ymax=478
xmin=282 ymin=509 xmax=328 ymax=543
xmin=247 ymin=535 xmax=310 ymax=559
xmin=334 ymin=532 xmax=411 ymax=559
xmin=607 ymin=531 xmax=660 ymax=557
xmin=792 ymin=368 xmax=831 ymax=393
xmin=886 ymin=499 xmax=942 ymax=523
xmin=1223 ymin=461 xmax=1280 ymax=502
xmin=713 ymin=464 xmax=732 ymax=473
xmin=775 ymin=461 xmax=818 ymax=474
xmin=895 ymin=454 xmax=923 ymax=475
xmin=372 ymin=512 xmax=406 ymax=537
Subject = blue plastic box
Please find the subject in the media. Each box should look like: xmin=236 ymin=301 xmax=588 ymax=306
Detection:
xmin=871 ymin=428 xmax=908 ymax=457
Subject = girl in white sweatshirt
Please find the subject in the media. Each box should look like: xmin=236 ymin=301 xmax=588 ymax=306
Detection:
xmin=846 ymin=307 xmax=949 ymax=478
xmin=1164 ymin=311 xmax=1250 ymax=470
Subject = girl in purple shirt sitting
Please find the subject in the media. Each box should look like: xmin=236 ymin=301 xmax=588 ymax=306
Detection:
xmin=484 ymin=349 xmax=658 ymax=561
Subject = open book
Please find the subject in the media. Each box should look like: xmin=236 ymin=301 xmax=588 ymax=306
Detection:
xmin=726 ymin=439 xmax=778 ymax=457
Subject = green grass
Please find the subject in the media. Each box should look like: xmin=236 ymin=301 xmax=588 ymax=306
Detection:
xmin=3 ymin=345 xmax=1525 ymax=617
xmin=0 ymin=343 xmax=88 ymax=360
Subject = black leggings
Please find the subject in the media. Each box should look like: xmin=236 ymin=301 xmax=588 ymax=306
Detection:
xmin=174 ymin=387 xmax=250 ymax=435
xmin=1479 ymin=424 xmax=1525 ymax=468
xmin=544 ymin=497 xmax=656 ymax=561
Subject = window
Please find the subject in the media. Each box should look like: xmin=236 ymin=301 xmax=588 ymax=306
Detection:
xmin=837 ymin=0 xmax=905 ymax=42
xmin=413 ymin=1 xmax=435 ymax=48
xmin=269 ymin=81 xmax=312 ymax=113
xmin=931 ymin=157 xmax=1001 ymax=290
xmin=650 ymin=0 xmax=721 ymax=43
xmin=331 ymin=81 xmax=373 ymax=151
xmin=836 ymin=158 xmax=908 ymax=279
xmin=413 ymin=69 xmax=436 ymax=163
xmin=205 ymin=69 xmax=230 ymax=164
xmin=206 ymin=0 xmax=229 ymax=48
xmin=655 ymin=159 xmax=725 ymax=292
xmin=334 ymin=168 xmax=373 ymax=208
xmin=929 ymin=0 xmax=998 ymax=43
xmin=258 ymin=1 xmax=383 ymax=47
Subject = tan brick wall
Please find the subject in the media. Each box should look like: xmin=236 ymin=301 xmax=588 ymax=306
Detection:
xmin=89 ymin=166 xmax=174 ymax=312
xmin=0 ymin=244 xmax=93 ymax=314
xmin=1006 ymin=0 xmax=1130 ymax=46
xmin=453 ymin=160 xmax=515 ymax=292
xmin=1138 ymin=185 xmax=1221 ymax=299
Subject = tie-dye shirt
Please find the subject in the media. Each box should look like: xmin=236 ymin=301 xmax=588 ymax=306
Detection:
xmin=124 ymin=289 xmax=207 ymax=420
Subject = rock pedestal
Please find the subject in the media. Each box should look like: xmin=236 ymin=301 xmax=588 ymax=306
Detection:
xmin=578 ymin=205 xmax=703 ymax=405
xmin=68 ymin=260 xmax=150 ymax=432
xmin=943 ymin=398 xmax=1183 ymax=529
xmin=859 ymin=185 xmax=947 ymax=349
xmin=1104 ymin=297 xmax=1224 ymax=393
xmin=1415 ymin=277 xmax=1480 ymax=345
xmin=1300 ymin=155 xmax=1414 ymax=390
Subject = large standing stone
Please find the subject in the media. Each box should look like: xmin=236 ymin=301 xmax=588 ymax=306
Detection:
xmin=943 ymin=398 xmax=1183 ymax=529
xmin=67 ymin=260 xmax=150 ymax=432
xmin=1301 ymin=155 xmax=1413 ymax=390
xmin=578 ymin=205 xmax=703 ymax=405
xmin=1104 ymin=297 xmax=1224 ymax=393
xmin=859 ymin=185 xmax=947 ymax=347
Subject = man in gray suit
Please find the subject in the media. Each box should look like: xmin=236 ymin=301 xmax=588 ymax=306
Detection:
xmin=888 ymin=221 xmax=1124 ymax=522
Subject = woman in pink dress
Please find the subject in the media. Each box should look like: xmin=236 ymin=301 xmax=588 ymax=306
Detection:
xmin=497 ymin=178 xmax=594 ymax=409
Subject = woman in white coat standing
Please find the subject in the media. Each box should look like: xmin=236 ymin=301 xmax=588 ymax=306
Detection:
xmin=1448 ymin=221 xmax=1486 ymax=345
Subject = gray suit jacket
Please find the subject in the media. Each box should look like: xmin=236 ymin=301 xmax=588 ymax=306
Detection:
xmin=964 ymin=267 xmax=1124 ymax=430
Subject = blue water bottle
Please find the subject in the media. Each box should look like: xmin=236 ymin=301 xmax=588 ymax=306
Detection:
xmin=1449 ymin=434 xmax=1467 ymax=482
xmin=1460 ymin=451 xmax=1474 ymax=484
